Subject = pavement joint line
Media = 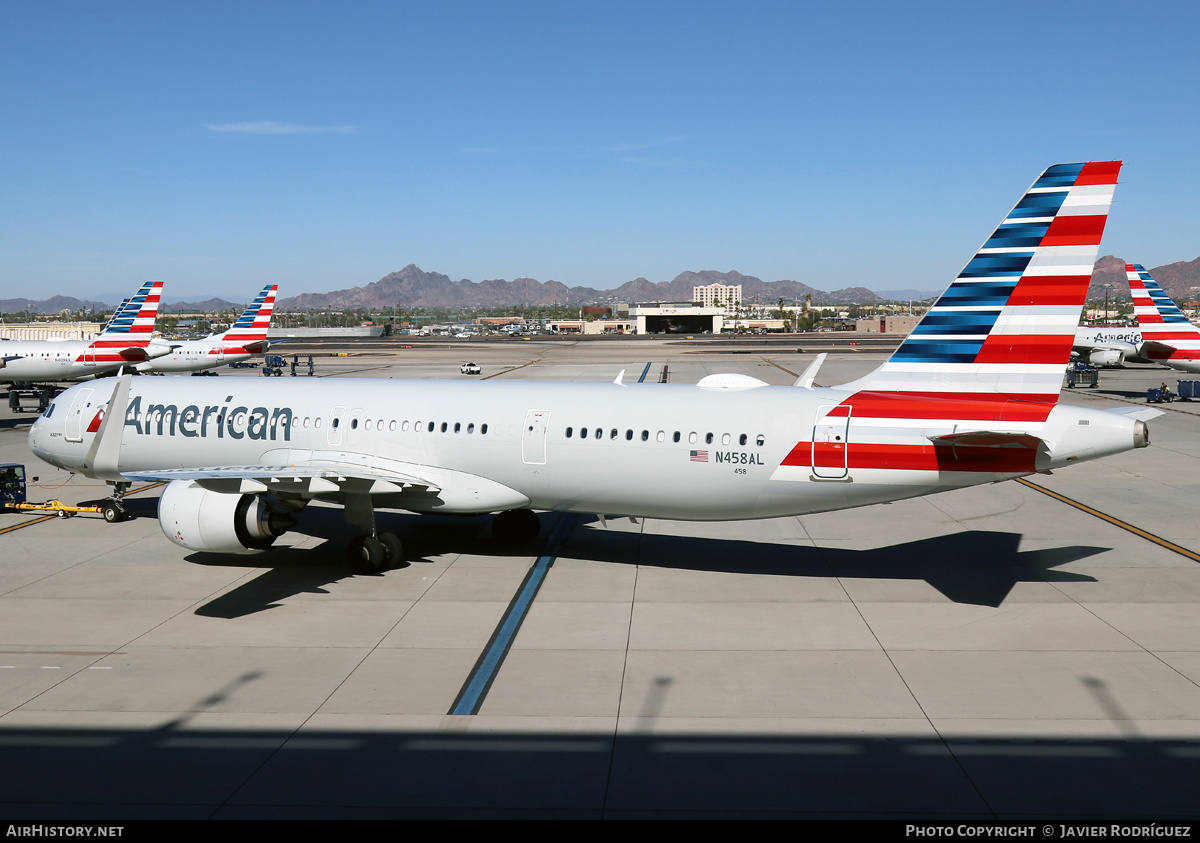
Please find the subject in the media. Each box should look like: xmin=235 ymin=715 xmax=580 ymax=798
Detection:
xmin=1016 ymin=477 xmax=1200 ymax=563
xmin=481 ymin=360 xmax=537 ymax=380
xmin=447 ymin=513 xmax=579 ymax=716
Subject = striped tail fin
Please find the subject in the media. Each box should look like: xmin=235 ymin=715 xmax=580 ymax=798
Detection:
xmin=842 ymin=161 xmax=1121 ymax=415
xmin=1128 ymin=264 xmax=1200 ymax=363
xmin=91 ymin=281 xmax=163 ymax=348
xmin=218 ymin=284 xmax=277 ymax=345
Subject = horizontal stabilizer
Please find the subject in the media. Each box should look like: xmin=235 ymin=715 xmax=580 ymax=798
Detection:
xmin=927 ymin=431 xmax=1042 ymax=449
xmin=793 ymin=353 xmax=826 ymax=388
xmin=1139 ymin=340 xmax=1177 ymax=361
xmin=1105 ymin=406 xmax=1165 ymax=422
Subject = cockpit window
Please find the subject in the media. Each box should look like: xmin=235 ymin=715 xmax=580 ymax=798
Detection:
xmin=43 ymin=402 xmax=56 ymax=418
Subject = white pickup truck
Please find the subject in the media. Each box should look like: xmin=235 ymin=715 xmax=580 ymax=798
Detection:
xmin=460 ymin=362 xmax=481 ymax=375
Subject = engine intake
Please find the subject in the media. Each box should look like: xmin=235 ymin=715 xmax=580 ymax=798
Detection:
xmin=158 ymin=480 xmax=297 ymax=554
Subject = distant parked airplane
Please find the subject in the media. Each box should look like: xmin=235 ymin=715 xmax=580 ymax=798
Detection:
xmin=0 ymin=281 xmax=170 ymax=384
xmin=135 ymin=284 xmax=278 ymax=374
xmin=1128 ymin=264 xmax=1200 ymax=373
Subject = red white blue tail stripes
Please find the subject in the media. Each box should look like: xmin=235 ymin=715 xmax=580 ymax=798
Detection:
xmin=220 ymin=284 xmax=277 ymax=344
xmin=775 ymin=162 xmax=1121 ymax=483
xmin=82 ymin=280 xmax=163 ymax=362
xmin=1128 ymin=264 xmax=1200 ymax=361
xmin=846 ymin=162 xmax=1120 ymax=405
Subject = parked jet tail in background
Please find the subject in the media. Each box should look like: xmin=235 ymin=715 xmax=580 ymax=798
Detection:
xmin=136 ymin=284 xmax=278 ymax=374
xmin=0 ymin=280 xmax=170 ymax=385
xmin=1128 ymin=264 xmax=1200 ymax=374
xmin=30 ymin=162 xmax=1155 ymax=571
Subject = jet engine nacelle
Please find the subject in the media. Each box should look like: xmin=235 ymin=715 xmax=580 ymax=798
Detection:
xmin=1087 ymin=348 xmax=1124 ymax=367
xmin=158 ymin=480 xmax=295 ymax=554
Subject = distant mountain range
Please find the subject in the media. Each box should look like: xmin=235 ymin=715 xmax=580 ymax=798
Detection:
xmin=7 ymin=256 xmax=1200 ymax=315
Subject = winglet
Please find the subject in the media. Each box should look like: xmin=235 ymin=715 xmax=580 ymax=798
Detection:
xmin=85 ymin=374 xmax=132 ymax=481
xmin=793 ymin=353 xmax=826 ymax=388
xmin=614 ymin=369 xmax=626 ymax=386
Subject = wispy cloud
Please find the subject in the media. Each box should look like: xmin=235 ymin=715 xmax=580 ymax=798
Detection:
xmin=616 ymin=156 xmax=694 ymax=167
xmin=605 ymin=135 xmax=688 ymax=153
xmin=205 ymin=121 xmax=359 ymax=135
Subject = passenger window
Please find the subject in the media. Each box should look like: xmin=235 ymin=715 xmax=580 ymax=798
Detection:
xmin=594 ymin=428 xmax=602 ymax=440
xmin=641 ymin=430 xmax=649 ymax=441
xmin=689 ymin=432 xmax=697 ymax=444
xmin=566 ymin=427 xmax=573 ymax=438
xmin=581 ymin=427 xmax=588 ymax=439
xmin=756 ymin=434 xmax=765 ymax=446
xmin=610 ymin=428 xmax=618 ymax=439
xmin=332 ymin=417 xmax=340 ymax=429
xmin=656 ymin=431 xmax=665 ymax=442
xmin=625 ymin=429 xmax=633 ymax=440
xmin=705 ymin=433 xmax=713 ymax=444
xmin=468 ymin=423 xmax=474 ymax=434
xmin=481 ymin=423 xmax=488 ymax=434
xmin=454 ymin=422 xmax=461 ymax=433
xmin=739 ymin=434 xmax=747 ymax=446
xmin=673 ymin=431 xmax=680 ymax=443
xmin=428 ymin=422 xmax=434 ymax=432
xmin=722 ymin=433 xmax=730 ymax=445
xmin=440 ymin=422 xmax=448 ymax=432
xmin=391 ymin=421 xmax=398 ymax=431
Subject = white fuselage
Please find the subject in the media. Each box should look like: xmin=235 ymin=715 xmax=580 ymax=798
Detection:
xmin=0 ymin=338 xmax=170 ymax=383
xmin=1073 ymin=327 xmax=1148 ymax=365
xmin=30 ymin=376 xmax=1144 ymax=522
xmin=134 ymin=338 xmax=256 ymax=374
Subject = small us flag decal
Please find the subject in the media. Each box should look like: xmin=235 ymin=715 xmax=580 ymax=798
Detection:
xmin=690 ymin=450 xmax=708 ymax=462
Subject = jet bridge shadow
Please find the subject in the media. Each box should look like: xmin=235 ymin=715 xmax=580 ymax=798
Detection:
xmin=188 ymin=505 xmax=1103 ymax=616
xmin=0 ymin=718 xmax=1196 ymax=819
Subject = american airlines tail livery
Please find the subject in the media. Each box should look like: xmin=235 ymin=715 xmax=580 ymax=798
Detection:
xmin=1128 ymin=264 xmax=1200 ymax=373
xmin=29 ymin=162 xmax=1156 ymax=572
xmin=135 ymin=284 xmax=278 ymax=374
xmin=0 ymin=280 xmax=170 ymax=384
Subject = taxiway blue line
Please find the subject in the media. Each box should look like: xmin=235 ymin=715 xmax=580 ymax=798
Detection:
xmin=638 ymin=362 xmax=652 ymax=383
xmin=448 ymin=513 xmax=578 ymax=716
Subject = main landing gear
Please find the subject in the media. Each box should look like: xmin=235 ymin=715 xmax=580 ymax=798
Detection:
xmin=342 ymin=507 xmax=542 ymax=575
xmin=346 ymin=531 xmax=404 ymax=575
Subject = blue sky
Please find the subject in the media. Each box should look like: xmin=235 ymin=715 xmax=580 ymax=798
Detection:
xmin=2 ymin=0 xmax=1199 ymax=301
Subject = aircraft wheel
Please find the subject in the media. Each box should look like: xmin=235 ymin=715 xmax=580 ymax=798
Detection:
xmin=378 ymin=532 xmax=404 ymax=569
xmin=347 ymin=535 xmax=388 ymax=575
xmin=492 ymin=509 xmax=540 ymax=546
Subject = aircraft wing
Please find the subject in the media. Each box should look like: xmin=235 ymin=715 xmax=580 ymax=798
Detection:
xmin=123 ymin=459 xmax=441 ymax=496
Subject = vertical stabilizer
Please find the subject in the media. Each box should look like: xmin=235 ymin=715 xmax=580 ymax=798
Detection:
xmin=842 ymin=162 xmax=1121 ymax=405
xmin=218 ymin=284 xmax=277 ymax=346
xmin=88 ymin=281 xmax=164 ymax=355
xmin=1128 ymin=264 xmax=1200 ymax=364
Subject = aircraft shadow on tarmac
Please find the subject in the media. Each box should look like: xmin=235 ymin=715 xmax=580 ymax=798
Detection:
xmin=187 ymin=508 xmax=1102 ymax=617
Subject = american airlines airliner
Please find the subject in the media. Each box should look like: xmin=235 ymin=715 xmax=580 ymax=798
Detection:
xmin=29 ymin=162 xmax=1157 ymax=573
xmin=0 ymin=281 xmax=170 ymax=384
